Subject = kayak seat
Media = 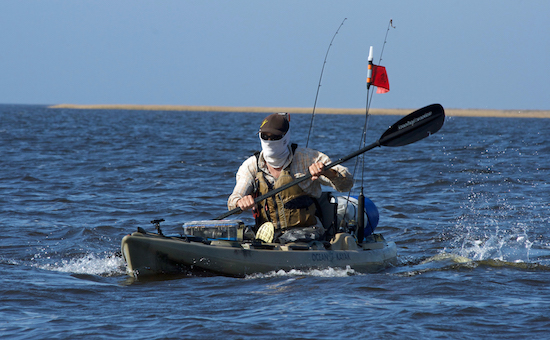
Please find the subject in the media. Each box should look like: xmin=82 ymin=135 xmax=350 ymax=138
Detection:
xmin=330 ymin=233 xmax=359 ymax=251
xmin=314 ymin=192 xmax=337 ymax=241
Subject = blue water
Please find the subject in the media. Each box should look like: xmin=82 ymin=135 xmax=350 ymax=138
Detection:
xmin=1 ymin=104 xmax=549 ymax=339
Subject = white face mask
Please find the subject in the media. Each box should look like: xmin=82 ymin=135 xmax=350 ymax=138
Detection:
xmin=259 ymin=130 xmax=291 ymax=168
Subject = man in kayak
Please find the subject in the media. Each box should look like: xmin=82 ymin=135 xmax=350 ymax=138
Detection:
xmin=228 ymin=112 xmax=354 ymax=243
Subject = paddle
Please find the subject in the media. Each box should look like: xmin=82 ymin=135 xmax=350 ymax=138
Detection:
xmin=215 ymin=103 xmax=445 ymax=220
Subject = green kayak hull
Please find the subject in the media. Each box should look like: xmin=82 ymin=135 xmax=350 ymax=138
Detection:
xmin=121 ymin=231 xmax=397 ymax=277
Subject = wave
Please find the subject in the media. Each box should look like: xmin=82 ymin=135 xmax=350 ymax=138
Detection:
xmin=245 ymin=265 xmax=360 ymax=279
xmin=393 ymin=252 xmax=550 ymax=277
xmin=34 ymin=252 xmax=126 ymax=277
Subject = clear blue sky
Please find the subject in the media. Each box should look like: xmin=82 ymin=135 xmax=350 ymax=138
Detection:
xmin=1 ymin=1 xmax=549 ymax=110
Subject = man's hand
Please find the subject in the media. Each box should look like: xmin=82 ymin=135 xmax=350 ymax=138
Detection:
xmin=309 ymin=162 xmax=336 ymax=181
xmin=237 ymin=195 xmax=255 ymax=211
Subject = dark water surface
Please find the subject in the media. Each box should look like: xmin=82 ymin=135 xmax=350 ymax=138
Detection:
xmin=1 ymin=105 xmax=549 ymax=339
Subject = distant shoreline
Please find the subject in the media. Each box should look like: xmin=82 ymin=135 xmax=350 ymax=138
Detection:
xmin=48 ymin=104 xmax=550 ymax=119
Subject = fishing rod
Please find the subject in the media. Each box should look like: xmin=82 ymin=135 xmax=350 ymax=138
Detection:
xmin=215 ymin=104 xmax=445 ymax=220
xmin=305 ymin=18 xmax=347 ymax=148
xmin=363 ymin=18 xmax=394 ymax=124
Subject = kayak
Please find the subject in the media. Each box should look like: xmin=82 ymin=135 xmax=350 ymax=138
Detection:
xmin=120 ymin=104 xmax=447 ymax=278
xmin=121 ymin=195 xmax=397 ymax=278
xmin=121 ymin=228 xmax=397 ymax=277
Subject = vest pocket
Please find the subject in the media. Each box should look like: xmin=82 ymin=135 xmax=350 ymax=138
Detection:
xmin=283 ymin=200 xmax=317 ymax=229
xmin=283 ymin=195 xmax=315 ymax=210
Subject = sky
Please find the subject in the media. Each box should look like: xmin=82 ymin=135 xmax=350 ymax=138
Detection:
xmin=1 ymin=1 xmax=549 ymax=110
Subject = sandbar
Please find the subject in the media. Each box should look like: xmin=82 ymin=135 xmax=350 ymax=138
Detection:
xmin=48 ymin=104 xmax=550 ymax=119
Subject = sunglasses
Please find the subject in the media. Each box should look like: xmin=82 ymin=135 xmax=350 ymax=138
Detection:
xmin=260 ymin=133 xmax=284 ymax=141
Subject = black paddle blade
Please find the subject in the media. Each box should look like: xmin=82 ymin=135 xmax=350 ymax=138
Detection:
xmin=379 ymin=103 xmax=445 ymax=147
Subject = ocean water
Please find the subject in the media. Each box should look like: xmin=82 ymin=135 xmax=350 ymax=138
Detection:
xmin=1 ymin=104 xmax=549 ymax=339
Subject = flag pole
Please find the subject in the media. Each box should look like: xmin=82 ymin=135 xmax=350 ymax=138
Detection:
xmin=366 ymin=46 xmax=374 ymax=90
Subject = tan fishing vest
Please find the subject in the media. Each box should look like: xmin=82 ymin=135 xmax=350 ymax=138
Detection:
xmin=255 ymin=168 xmax=318 ymax=231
